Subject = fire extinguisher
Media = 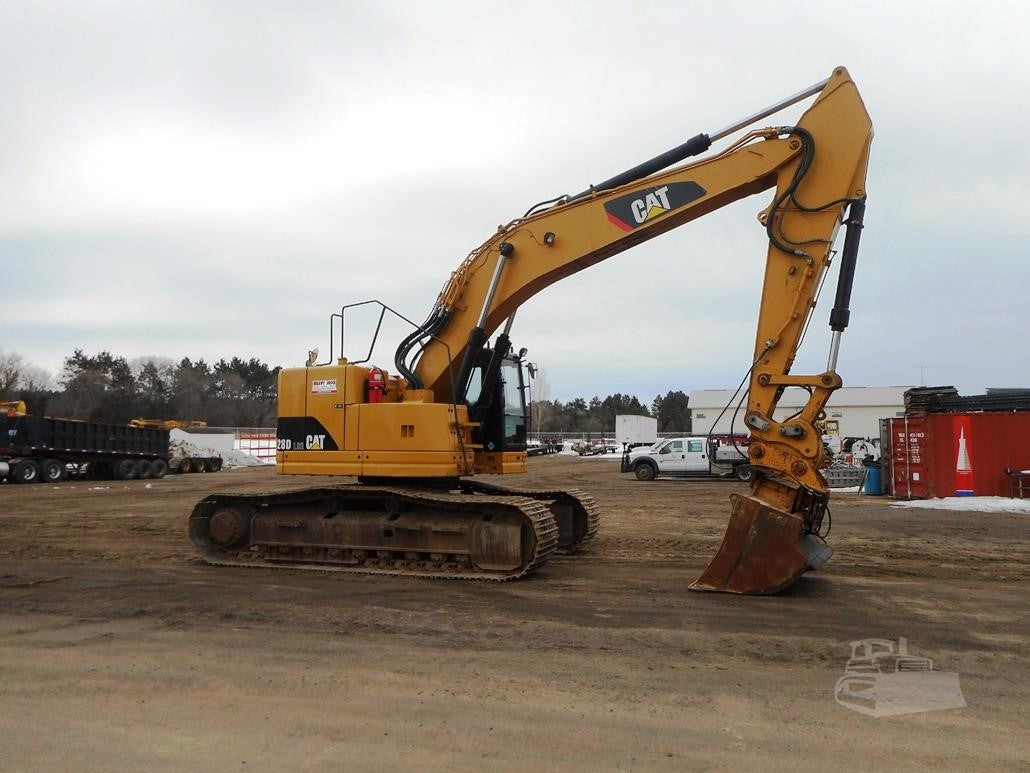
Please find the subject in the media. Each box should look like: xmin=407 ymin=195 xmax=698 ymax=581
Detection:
xmin=367 ymin=368 xmax=386 ymax=403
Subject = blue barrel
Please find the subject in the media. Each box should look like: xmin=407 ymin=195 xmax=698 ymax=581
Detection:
xmin=864 ymin=464 xmax=883 ymax=495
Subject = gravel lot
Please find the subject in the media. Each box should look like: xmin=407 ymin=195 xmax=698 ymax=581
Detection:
xmin=1 ymin=457 xmax=1027 ymax=771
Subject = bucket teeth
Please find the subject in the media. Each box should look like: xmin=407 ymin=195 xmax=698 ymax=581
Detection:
xmin=690 ymin=493 xmax=831 ymax=595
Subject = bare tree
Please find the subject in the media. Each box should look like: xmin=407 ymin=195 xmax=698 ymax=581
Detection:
xmin=527 ymin=366 xmax=551 ymax=436
xmin=0 ymin=349 xmax=25 ymax=397
xmin=19 ymin=365 xmax=54 ymax=392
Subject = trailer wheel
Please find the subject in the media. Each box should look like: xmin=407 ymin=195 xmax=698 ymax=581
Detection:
xmin=193 ymin=459 xmax=206 ymax=473
xmin=12 ymin=460 xmax=40 ymax=484
xmin=734 ymin=464 xmax=754 ymax=482
xmin=208 ymin=458 xmax=223 ymax=472
xmin=41 ymin=458 xmax=66 ymax=483
xmin=634 ymin=462 xmax=657 ymax=481
xmin=113 ymin=458 xmax=139 ymax=480
xmin=136 ymin=460 xmax=153 ymax=479
xmin=178 ymin=459 xmax=193 ymax=474
xmin=150 ymin=459 xmax=168 ymax=479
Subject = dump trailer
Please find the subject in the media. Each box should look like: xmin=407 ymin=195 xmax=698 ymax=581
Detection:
xmin=0 ymin=413 xmax=223 ymax=483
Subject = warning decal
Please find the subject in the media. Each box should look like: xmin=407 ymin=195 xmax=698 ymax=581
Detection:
xmin=311 ymin=379 xmax=338 ymax=394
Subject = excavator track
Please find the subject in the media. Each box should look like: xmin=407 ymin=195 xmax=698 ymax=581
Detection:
xmin=454 ymin=480 xmax=600 ymax=553
xmin=189 ymin=483 xmax=560 ymax=581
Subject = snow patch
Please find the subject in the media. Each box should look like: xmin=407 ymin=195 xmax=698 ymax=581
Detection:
xmin=890 ymin=496 xmax=1030 ymax=514
xmin=169 ymin=438 xmax=271 ymax=469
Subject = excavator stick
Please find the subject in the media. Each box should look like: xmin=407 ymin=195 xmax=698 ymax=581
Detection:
xmin=690 ymin=492 xmax=833 ymax=595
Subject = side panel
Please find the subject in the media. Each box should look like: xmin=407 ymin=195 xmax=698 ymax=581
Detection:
xmin=277 ymin=363 xmax=368 ymax=469
xmin=0 ymin=415 xmax=168 ymax=458
xmin=475 ymin=451 xmax=528 ymax=475
xmin=357 ymin=402 xmax=461 ymax=452
xmin=359 ymin=402 xmax=474 ymax=477
xmin=889 ymin=411 xmax=1030 ymax=498
xmin=931 ymin=412 xmax=1030 ymax=498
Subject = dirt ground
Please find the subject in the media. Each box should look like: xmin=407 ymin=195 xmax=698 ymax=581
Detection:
xmin=1 ymin=456 xmax=1027 ymax=771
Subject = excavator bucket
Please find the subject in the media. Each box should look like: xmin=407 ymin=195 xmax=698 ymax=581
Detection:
xmin=689 ymin=493 xmax=832 ymax=595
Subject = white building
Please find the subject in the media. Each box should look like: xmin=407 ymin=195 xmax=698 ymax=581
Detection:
xmin=689 ymin=386 xmax=915 ymax=440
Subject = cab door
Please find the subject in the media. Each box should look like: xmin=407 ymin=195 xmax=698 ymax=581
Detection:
xmin=655 ymin=439 xmax=686 ymax=474
xmin=683 ymin=438 xmax=709 ymax=471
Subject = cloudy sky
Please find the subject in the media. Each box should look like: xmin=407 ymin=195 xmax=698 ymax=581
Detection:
xmin=2 ymin=0 xmax=1027 ymax=401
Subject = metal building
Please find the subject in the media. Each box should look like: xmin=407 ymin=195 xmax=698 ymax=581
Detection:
xmin=689 ymin=386 xmax=915 ymax=440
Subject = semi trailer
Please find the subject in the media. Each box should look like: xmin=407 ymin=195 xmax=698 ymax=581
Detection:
xmin=0 ymin=410 xmax=222 ymax=484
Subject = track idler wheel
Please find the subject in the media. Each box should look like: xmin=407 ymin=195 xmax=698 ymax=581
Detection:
xmin=206 ymin=507 xmax=253 ymax=549
xmin=689 ymin=493 xmax=832 ymax=595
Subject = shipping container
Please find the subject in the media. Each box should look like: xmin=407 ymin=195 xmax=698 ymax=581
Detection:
xmin=615 ymin=415 xmax=658 ymax=446
xmin=885 ymin=412 xmax=1030 ymax=499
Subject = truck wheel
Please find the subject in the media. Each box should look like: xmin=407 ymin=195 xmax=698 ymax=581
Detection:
xmin=41 ymin=458 xmax=66 ymax=483
xmin=150 ymin=459 xmax=168 ymax=479
xmin=734 ymin=464 xmax=754 ymax=482
xmin=634 ymin=462 xmax=656 ymax=481
xmin=12 ymin=460 xmax=40 ymax=484
xmin=136 ymin=460 xmax=153 ymax=479
xmin=193 ymin=459 xmax=207 ymax=473
xmin=178 ymin=459 xmax=193 ymax=474
xmin=114 ymin=458 xmax=139 ymax=480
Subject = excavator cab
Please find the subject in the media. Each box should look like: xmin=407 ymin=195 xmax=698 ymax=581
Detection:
xmin=465 ymin=348 xmax=529 ymax=455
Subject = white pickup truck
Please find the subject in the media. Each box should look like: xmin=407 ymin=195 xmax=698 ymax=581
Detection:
xmin=621 ymin=436 xmax=752 ymax=481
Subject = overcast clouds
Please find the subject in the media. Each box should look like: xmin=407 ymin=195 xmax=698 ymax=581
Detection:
xmin=2 ymin=0 xmax=1027 ymax=401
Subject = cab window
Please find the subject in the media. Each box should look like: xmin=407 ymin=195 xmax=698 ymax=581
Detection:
xmin=687 ymin=440 xmax=703 ymax=453
xmin=499 ymin=361 xmax=526 ymax=447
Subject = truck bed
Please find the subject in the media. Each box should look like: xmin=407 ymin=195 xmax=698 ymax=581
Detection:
xmin=0 ymin=415 xmax=170 ymax=459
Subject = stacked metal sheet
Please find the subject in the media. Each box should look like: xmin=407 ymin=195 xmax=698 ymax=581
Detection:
xmin=904 ymin=387 xmax=1030 ymax=414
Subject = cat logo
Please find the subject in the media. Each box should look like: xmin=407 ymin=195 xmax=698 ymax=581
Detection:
xmin=631 ymin=186 xmax=672 ymax=224
xmin=305 ymin=434 xmax=326 ymax=450
xmin=604 ymin=181 xmax=707 ymax=232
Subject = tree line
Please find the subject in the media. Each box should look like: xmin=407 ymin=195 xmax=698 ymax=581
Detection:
xmin=531 ymin=390 xmax=690 ymax=434
xmin=1 ymin=349 xmax=280 ymax=427
xmin=1 ymin=348 xmax=690 ymax=433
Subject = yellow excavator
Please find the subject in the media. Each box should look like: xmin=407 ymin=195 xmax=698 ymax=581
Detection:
xmin=190 ymin=66 xmax=872 ymax=594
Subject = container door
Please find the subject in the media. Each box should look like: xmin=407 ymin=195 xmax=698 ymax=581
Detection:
xmin=888 ymin=416 xmax=930 ymax=499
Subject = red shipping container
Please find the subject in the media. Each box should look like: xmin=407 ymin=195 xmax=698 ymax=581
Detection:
xmin=887 ymin=412 xmax=1030 ymax=499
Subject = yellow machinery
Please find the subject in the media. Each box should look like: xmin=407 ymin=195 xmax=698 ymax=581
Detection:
xmin=190 ymin=66 xmax=872 ymax=593
xmin=129 ymin=418 xmax=208 ymax=430
xmin=2 ymin=401 xmax=27 ymax=417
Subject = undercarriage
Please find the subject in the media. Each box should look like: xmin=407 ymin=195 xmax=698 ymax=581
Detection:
xmin=189 ymin=480 xmax=599 ymax=581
